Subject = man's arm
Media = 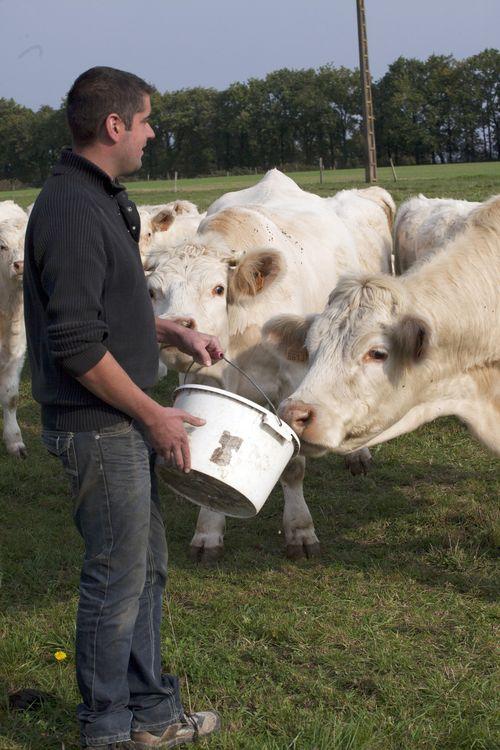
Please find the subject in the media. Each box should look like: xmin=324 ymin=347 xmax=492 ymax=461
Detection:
xmin=77 ymin=351 xmax=204 ymax=472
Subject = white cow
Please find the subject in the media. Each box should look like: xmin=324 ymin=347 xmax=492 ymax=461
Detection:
xmin=138 ymin=200 xmax=205 ymax=272
xmin=274 ymin=195 xmax=500 ymax=458
xmin=394 ymin=194 xmax=480 ymax=274
xmin=0 ymin=201 xmax=28 ymax=458
xmin=149 ymin=169 xmax=395 ymax=562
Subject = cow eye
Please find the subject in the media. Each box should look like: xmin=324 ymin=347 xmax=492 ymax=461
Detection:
xmin=0 ymin=244 xmax=7 ymax=251
xmin=149 ymin=288 xmax=157 ymax=300
xmin=367 ymin=348 xmax=388 ymax=362
xmin=213 ymin=285 xmax=225 ymax=296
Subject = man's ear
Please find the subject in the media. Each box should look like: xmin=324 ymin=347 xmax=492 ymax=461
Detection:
xmin=227 ymin=249 xmax=284 ymax=302
xmin=151 ymin=209 xmax=175 ymax=233
xmin=103 ymin=113 xmax=123 ymax=143
xmin=262 ymin=314 xmax=315 ymax=363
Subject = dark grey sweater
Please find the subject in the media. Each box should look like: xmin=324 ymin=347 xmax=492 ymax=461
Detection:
xmin=24 ymin=149 xmax=159 ymax=431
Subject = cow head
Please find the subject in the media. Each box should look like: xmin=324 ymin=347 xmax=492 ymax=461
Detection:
xmin=138 ymin=207 xmax=176 ymax=271
xmin=265 ymin=274 xmax=431 ymax=455
xmin=0 ymin=217 xmax=26 ymax=285
xmin=139 ymin=202 xmax=205 ymax=273
xmin=148 ymin=241 xmax=285 ymax=372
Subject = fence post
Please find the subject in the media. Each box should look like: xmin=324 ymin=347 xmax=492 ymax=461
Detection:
xmin=174 ymin=171 xmax=178 ymax=193
xmin=389 ymin=158 xmax=398 ymax=181
xmin=319 ymin=157 xmax=324 ymax=184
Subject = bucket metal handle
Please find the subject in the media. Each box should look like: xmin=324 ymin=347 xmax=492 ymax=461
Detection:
xmin=184 ymin=354 xmax=283 ymax=425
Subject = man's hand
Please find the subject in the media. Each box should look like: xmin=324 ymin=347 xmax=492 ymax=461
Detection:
xmin=175 ymin=326 xmax=223 ymax=367
xmin=156 ymin=317 xmax=223 ymax=367
xmin=145 ymin=405 xmax=205 ymax=473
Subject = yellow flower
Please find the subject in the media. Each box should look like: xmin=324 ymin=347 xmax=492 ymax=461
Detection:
xmin=54 ymin=650 xmax=67 ymax=661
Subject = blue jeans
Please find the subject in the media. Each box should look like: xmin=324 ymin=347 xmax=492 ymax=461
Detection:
xmin=42 ymin=419 xmax=183 ymax=747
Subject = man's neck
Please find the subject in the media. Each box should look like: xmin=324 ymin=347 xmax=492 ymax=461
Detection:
xmin=73 ymin=143 xmax=119 ymax=180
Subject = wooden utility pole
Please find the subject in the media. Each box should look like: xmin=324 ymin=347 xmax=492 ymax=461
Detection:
xmin=356 ymin=0 xmax=377 ymax=182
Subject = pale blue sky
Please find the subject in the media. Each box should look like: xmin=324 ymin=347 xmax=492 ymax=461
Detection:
xmin=1 ymin=0 xmax=498 ymax=110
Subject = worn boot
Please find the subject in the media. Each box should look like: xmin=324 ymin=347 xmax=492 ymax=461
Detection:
xmin=132 ymin=710 xmax=221 ymax=748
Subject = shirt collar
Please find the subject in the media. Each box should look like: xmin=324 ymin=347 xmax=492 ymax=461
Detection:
xmin=52 ymin=148 xmax=125 ymax=197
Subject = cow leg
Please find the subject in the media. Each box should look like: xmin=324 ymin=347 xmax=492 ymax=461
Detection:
xmin=189 ymin=507 xmax=226 ymax=565
xmin=344 ymin=447 xmax=372 ymax=476
xmin=0 ymin=362 xmax=26 ymax=459
xmin=281 ymin=456 xmax=320 ymax=560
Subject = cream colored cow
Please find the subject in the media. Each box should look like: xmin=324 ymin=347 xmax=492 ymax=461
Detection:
xmin=148 ymin=170 xmax=395 ymax=562
xmin=274 ymin=196 xmax=500 ymax=458
xmin=138 ymin=200 xmax=205 ymax=272
xmin=394 ymin=194 xmax=480 ymax=273
xmin=0 ymin=201 xmax=28 ymax=457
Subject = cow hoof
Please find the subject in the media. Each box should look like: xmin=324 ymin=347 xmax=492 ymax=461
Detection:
xmin=286 ymin=541 xmax=321 ymax=560
xmin=304 ymin=541 xmax=321 ymax=558
xmin=7 ymin=442 xmax=27 ymax=459
xmin=286 ymin=544 xmax=306 ymax=560
xmin=189 ymin=545 xmax=224 ymax=565
xmin=344 ymin=450 xmax=372 ymax=476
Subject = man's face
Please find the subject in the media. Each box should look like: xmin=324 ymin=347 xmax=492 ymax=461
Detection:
xmin=118 ymin=95 xmax=155 ymax=174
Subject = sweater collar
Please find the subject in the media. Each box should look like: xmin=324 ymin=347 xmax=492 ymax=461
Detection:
xmin=52 ymin=148 xmax=125 ymax=196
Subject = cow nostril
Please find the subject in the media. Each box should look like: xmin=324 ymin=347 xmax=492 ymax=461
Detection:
xmin=13 ymin=261 xmax=24 ymax=274
xmin=280 ymin=401 xmax=315 ymax=436
xmin=294 ymin=408 xmax=313 ymax=429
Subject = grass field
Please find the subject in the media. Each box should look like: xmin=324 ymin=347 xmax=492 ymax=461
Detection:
xmin=2 ymin=161 xmax=500 ymax=211
xmin=1 ymin=164 xmax=499 ymax=749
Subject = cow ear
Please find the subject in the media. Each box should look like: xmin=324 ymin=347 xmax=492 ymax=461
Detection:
xmin=171 ymin=200 xmax=197 ymax=216
xmin=392 ymin=316 xmax=429 ymax=363
xmin=151 ymin=209 xmax=175 ymax=233
xmin=262 ymin=314 xmax=314 ymax=363
xmin=228 ymin=249 xmax=284 ymax=301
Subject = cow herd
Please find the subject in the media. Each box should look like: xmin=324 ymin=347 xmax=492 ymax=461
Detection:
xmin=1 ymin=171 xmax=498 ymax=562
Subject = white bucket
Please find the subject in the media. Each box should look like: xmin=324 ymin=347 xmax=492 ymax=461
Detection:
xmin=157 ymin=384 xmax=300 ymax=518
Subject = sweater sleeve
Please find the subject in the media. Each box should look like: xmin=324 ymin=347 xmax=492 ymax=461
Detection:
xmin=36 ymin=191 xmax=109 ymax=377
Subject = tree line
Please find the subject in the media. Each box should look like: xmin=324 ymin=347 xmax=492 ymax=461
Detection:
xmin=0 ymin=49 xmax=498 ymax=185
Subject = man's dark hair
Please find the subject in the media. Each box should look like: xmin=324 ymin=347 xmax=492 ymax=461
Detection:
xmin=67 ymin=66 xmax=154 ymax=145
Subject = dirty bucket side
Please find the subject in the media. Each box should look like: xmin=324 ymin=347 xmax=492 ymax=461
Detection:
xmin=159 ymin=385 xmax=298 ymax=517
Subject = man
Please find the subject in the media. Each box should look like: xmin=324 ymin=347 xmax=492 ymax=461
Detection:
xmin=24 ymin=67 xmax=221 ymax=750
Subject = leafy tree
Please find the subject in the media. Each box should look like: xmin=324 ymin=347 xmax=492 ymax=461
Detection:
xmin=2 ymin=50 xmax=498 ymax=183
xmin=317 ymin=64 xmax=362 ymax=167
xmin=0 ymin=99 xmax=36 ymax=182
xmin=375 ymin=56 xmax=434 ymax=164
xmin=465 ymin=48 xmax=500 ymax=160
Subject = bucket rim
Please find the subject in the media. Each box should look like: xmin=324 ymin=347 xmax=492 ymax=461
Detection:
xmin=174 ymin=383 xmax=300 ymax=451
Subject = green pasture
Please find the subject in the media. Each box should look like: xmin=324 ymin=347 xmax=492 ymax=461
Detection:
xmin=1 ymin=165 xmax=499 ymax=749
xmin=2 ymin=160 xmax=499 ymax=211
